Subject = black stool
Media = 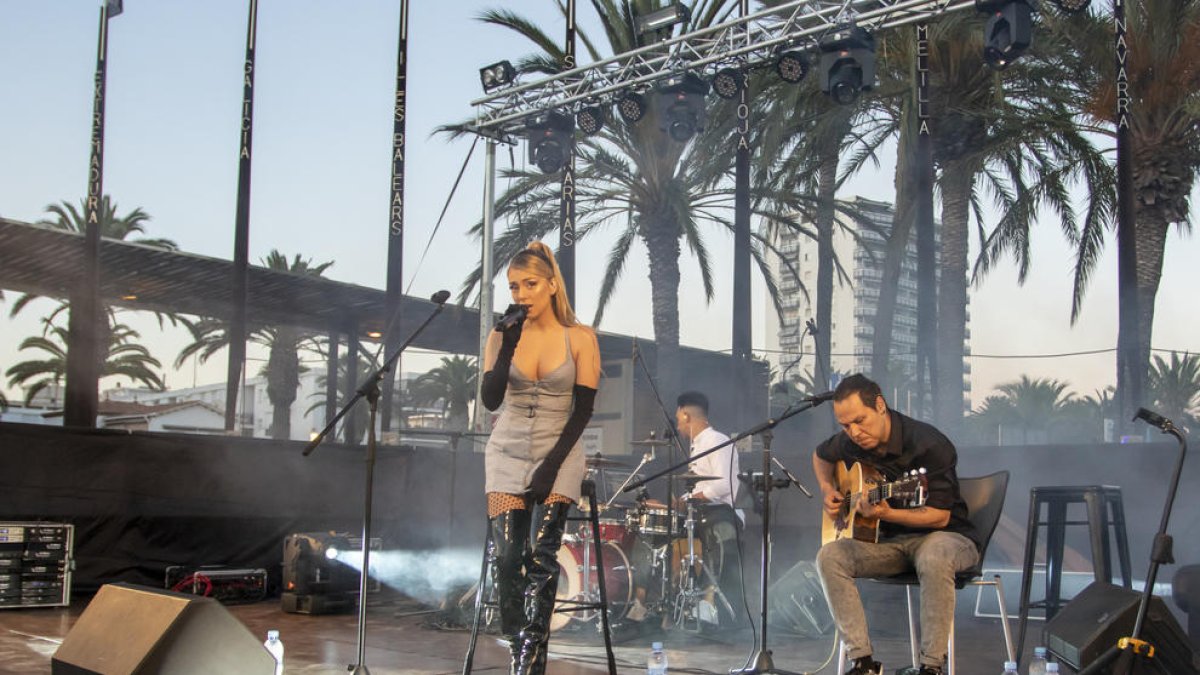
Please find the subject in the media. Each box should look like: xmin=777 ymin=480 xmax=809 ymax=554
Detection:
xmin=1015 ymin=485 xmax=1133 ymax=661
xmin=462 ymin=479 xmax=616 ymax=674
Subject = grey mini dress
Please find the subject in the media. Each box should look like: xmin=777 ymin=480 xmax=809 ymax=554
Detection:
xmin=484 ymin=328 xmax=586 ymax=503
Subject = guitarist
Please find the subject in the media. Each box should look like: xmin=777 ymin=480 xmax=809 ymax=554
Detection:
xmin=812 ymin=374 xmax=979 ymax=675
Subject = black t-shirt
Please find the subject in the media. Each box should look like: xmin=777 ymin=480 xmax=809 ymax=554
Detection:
xmin=815 ymin=410 xmax=979 ymax=548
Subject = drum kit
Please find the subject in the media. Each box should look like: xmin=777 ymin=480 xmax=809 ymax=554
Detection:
xmin=551 ymin=448 xmax=733 ymax=633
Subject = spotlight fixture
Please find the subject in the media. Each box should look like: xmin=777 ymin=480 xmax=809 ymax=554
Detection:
xmin=977 ymin=0 xmax=1035 ymax=69
xmin=479 ymin=60 xmax=516 ymax=93
xmin=635 ymin=2 xmax=691 ymax=37
xmin=617 ymin=92 xmax=648 ymax=123
xmin=525 ymin=111 xmax=574 ymax=173
xmin=775 ymin=50 xmax=810 ymax=84
xmin=1052 ymin=0 xmax=1090 ymax=13
xmin=818 ymin=27 xmax=876 ymax=105
xmin=711 ymin=67 xmax=745 ymax=100
xmin=655 ymin=72 xmax=710 ymax=142
xmin=576 ymin=105 xmax=607 ymax=136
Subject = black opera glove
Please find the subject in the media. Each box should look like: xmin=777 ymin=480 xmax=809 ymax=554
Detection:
xmin=527 ymin=384 xmax=598 ymax=502
xmin=480 ymin=308 xmax=525 ymax=411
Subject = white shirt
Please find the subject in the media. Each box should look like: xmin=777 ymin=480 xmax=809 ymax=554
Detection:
xmin=686 ymin=426 xmax=739 ymax=509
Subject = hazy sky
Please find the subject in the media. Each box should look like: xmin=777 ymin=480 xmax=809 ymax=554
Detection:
xmin=1 ymin=1 xmax=1197 ymax=406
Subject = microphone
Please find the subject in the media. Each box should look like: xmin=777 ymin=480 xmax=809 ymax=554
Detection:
xmin=805 ymin=318 xmax=819 ymax=336
xmin=430 ymin=289 xmax=450 ymax=305
xmin=496 ymin=304 xmax=528 ymax=330
xmin=1133 ymin=407 xmax=1172 ymax=431
xmin=804 ymin=390 xmax=835 ymax=404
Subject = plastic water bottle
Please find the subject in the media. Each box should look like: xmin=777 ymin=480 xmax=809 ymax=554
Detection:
xmin=264 ymin=630 xmax=284 ymax=675
xmin=1046 ymin=664 xmax=1059 ymax=674
xmin=1002 ymin=661 xmax=1019 ymax=675
xmin=647 ymin=641 xmax=668 ymax=675
xmin=1028 ymin=646 xmax=1049 ymax=675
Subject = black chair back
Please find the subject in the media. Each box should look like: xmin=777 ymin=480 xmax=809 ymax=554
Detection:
xmin=959 ymin=470 xmax=1010 ymax=579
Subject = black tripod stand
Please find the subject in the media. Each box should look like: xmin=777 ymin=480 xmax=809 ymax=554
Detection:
xmin=624 ymin=397 xmax=823 ymax=675
xmin=1079 ymin=408 xmax=1190 ymax=675
xmin=303 ymin=290 xmax=451 ymax=675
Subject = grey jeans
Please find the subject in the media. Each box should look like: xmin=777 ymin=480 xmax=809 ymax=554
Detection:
xmin=815 ymin=531 xmax=979 ymax=667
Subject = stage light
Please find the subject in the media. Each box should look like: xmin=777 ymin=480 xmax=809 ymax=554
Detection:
xmin=1053 ymin=0 xmax=1090 ymax=12
xmin=576 ymin=105 xmax=607 ymax=136
xmin=636 ymin=3 xmax=691 ymax=36
xmin=818 ymin=27 xmax=876 ymax=105
xmin=617 ymin=92 xmax=648 ymax=123
xmin=977 ymin=0 xmax=1035 ymax=70
xmin=281 ymin=532 xmax=380 ymax=615
xmin=775 ymin=50 xmax=810 ymax=84
xmin=479 ymin=60 xmax=516 ymax=93
xmin=711 ymin=67 xmax=745 ymax=100
xmin=525 ymin=111 xmax=574 ymax=174
xmin=655 ymin=72 xmax=709 ymax=142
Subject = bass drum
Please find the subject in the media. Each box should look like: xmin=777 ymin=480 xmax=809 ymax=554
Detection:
xmin=551 ymin=539 xmax=634 ymax=632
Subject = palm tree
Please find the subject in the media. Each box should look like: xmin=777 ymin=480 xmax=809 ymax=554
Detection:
xmin=913 ymin=16 xmax=1111 ymax=434
xmin=456 ymin=1 xmax=806 ymax=401
xmin=305 ymin=344 xmax=381 ymax=444
xmin=6 ymin=321 xmax=164 ymax=405
xmin=1146 ymin=351 xmax=1200 ymax=433
xmin=966 ymin=375 xmax=1082 ymax=444
xmin=175 ymin=251 xmax=333 ymax=439
xmin=9 ymin=197 xmax=179 ymax=392
xmin=1046 ymin=1 xmax=1200 ymax=424
xmin=409 ymin=355 xmax=478 ymax=430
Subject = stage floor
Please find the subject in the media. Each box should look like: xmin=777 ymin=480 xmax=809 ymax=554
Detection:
xmin=0 ymin=590 xmax=1025 ymax=674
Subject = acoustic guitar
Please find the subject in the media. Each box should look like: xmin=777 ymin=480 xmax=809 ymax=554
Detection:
xmin=820 ymin=461 xmax=927 ymax=546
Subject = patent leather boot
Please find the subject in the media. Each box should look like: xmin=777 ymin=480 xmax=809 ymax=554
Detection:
xmin=514 ymin=502 xmax=571 ymax=675
xmin=489 ymin=509 xmax=531 ymax=670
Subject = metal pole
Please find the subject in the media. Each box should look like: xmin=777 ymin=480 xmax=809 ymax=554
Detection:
xmin=732 ymin=0 xmax=753 ymax=430
xmin=381 ymin=0 xmax=409 ymax=433
xmin=558 ymin=0 xmax=577 ymax=303
xmin=474 ymin=141 xmax=497 ymax=435
xmin=65 ymin=2 xmax=118 ymax=428
xmin=225 ymin=0 xmax=259 ymax=432
xmin=914 ymin=23 xmax=937 ymax=419
xmin=1113 ymin=0 xmax=1140 ymax=433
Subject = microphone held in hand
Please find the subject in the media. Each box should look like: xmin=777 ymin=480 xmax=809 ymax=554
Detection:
xmin=496 ymin=304 xmax=528 ymax=331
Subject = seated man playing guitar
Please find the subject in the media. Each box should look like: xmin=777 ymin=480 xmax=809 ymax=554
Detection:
xmin=812 ymin=374 xmax=979 ymax=675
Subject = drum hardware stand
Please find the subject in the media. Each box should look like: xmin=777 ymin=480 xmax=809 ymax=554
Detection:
xmin=304 ymin=290 xmax=451 ymax=675
xmin=672 ymin=495 xmax=735 ymax=631
xmin=462 ymin=479 xmax=617 ymax=675
xmin=1079 ymin=408 xmax=1189 ymax=675
xmin=624 ymin=395 xmax=825 ymax=675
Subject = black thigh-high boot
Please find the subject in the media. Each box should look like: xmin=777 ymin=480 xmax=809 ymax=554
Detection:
xmin=514 ymin=502 xmax=570 ymax=675
xmin=489 ymin=509 xmax=531 ymax=669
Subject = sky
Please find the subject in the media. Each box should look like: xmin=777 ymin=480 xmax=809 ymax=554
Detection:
xmin=1 ymin=1 xmax=1197 ymax=407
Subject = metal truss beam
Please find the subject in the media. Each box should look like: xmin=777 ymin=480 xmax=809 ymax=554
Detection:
xmin=470 ymin=0 xmax=973 ymax=134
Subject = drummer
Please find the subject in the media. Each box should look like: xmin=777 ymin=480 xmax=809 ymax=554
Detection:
xmin=639 ymin=391 xmax=745 ymax=627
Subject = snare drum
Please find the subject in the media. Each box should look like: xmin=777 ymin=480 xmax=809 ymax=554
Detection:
xmin=551 ymin=539 xmax=634 ymax=631
xmin=634 ymin=506 xmax=685 ymax=542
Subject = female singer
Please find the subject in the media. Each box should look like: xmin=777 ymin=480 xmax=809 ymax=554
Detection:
xmin=481 ymin=241 xmax=600 ymax=675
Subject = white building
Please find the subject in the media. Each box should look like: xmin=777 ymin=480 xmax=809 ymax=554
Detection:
xmin=765 ymin=196 xmax=971 ymax=412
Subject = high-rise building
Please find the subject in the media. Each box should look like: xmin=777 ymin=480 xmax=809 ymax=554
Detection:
xmin=764 ymin=196 xmax=971 ymax=413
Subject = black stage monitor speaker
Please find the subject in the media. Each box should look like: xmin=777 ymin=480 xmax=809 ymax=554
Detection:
xmin=768 ymin=560 xmax=834 ymax=638
xmin=1044 ymin=581 xmax=1200 ymax=674
xmin=52 ymin=582 xmax=276 ymax=674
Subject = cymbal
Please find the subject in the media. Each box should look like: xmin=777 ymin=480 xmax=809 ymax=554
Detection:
xmin=630 ymin=438 xmax=673 ymax=446
xmin=584 ymin=454 xmax=630 ymax=468
xmin=670 ymin=472 xmax=720 ymax=482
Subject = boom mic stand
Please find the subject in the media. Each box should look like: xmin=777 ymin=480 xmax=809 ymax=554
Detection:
xmin=624 ymin=398 xmax=823 ymax=675
xmin=303 ymin=290 xmax=451 ymax=675
xmin=1079 ymin=408 xmax=1191 ymax=675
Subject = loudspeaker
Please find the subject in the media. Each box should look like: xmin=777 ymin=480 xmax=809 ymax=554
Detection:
xmin=767 ymin=560 xmax=834 ymax=638
xmin=1044 ymin=581 xmax=1200 ymax=674
xmin=52 ymin=583 xmax=276 ymax=674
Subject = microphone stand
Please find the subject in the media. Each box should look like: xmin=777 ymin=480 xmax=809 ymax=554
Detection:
xmin=631 ymin=338 xmax=690 ymax=601
xmin=624 ymin=399 xmax=821 ymax=675
xmin=303 ymin=290 xmax=451 ymax=675
xmin=1079 ymin=408 xmax=1190 ymax=675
